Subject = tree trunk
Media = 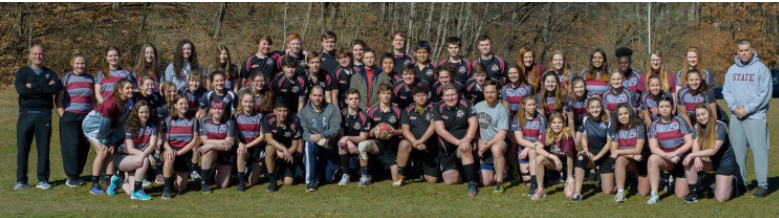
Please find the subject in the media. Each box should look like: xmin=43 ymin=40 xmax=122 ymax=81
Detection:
xmin=17 ymin=3 xmax=23 ymax=36
xmin=27 ymin=4 xmax=32 ymax=66
xmin=407 ymin=2 xmax=416 ymax=54
xmin=433 ymin=3 xmax=450 ymax=61
xmin=139 ymin=3 xmax=148 ymax=34
xmin=381 ymin=3 xmax=387 ymax=25
xmin=540 ymin=3 xmax=552 ymax=65
xmin=282 ymin=2 xmax=288 ymax=50
xmin=213 ymin=3 xmax=227 ymax=41
xmin=113 ymin=2 xmax=121 ymax=10
xmin=301 ymin=2 xmax=313 ymax=41
xmin=320 ymin=3 xmax=327 ymax=33
xmin=425 ymin=3 xmax=434 ymax=40
xmin=456 ymin=2 xmax=465 ymax=39
xmin=464 ymin=3 xmax=489 ymax=58
xmin=328 ymin=3 xmax=339 ymax=32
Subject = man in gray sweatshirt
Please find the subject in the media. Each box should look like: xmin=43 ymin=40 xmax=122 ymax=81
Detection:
xmin=722 ymin=39 xmax=772 ymax=198
xmin=298 ymin=85 xmax=342 ymax=192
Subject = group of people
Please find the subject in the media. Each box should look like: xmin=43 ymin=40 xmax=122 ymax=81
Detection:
xmin=14 ymin=30 xmax=771 ymax=204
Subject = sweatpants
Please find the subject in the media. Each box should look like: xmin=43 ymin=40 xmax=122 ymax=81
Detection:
xmin=17 ymin=112 xmax=52 ymax=183
xmin=60 ymin=112 xmax=90 ymax=178
xmin=729 ymin=114 xmax=769 ymax=189
xmin=304 ymin=141 xmax=338 ymax=185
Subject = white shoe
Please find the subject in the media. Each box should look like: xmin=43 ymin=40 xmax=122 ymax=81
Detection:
xmin=338 ymin=174 xmax=350 ymax=186
xmin=647 ymin=194 xmax=660 ymax=204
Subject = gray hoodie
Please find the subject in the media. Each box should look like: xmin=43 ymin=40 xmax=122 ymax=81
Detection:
xmin=297 ymin=101 xmax=342 ymax=141
xmin=722 ymin=51 xmax=772 ymax=119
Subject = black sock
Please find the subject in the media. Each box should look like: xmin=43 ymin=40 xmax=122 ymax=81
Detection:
xmin=398 ymin=166 xmax=406 ymax=177
xmin=689 ymin=184 xmax=697 ymax=193
xmin=360 ymin=166 xmax=369 ymax=176
xmin=201 ymin=169 xmax=210 ymax=185
xmin=133 ymin=181 xmax=142 ymax=193
xmin=339 ymin=154 xmax=350 ymax=175
xmin=462 ymin=164 xmax=476 ymax=183
xmin=530 ymin=175 xmax=537 ymax=186
xmin=238 ymin=173 xmax=246 ymax=184
xmin=268 ymin=172 xmax=278 ymax=184
xmin=164 ymin=177 xmax=173 ymax=191
xmin=92 ymin=176 xmax=100 ymax=186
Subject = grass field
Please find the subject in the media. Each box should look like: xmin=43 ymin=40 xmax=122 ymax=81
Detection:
xmin=0 ymin=91 xmax=777 ymax=217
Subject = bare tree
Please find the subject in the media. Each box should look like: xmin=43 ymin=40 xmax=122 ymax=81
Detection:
xmin=328 ymin=3 xmax=339 ymax=32
xmin=319 ymin=3 xmax=327 ymax=33
xmin=301 ymin=2 xmax=313 ymax=41
xmin=407 ymin=2 xmax=416 ymax=54
xmin=282 ymin=2 xmax=289 ymax=50
xmin=425 ymin=3 xmax=434 ymax=40
xmin=213 ymin=2 xmax=227 ymax=41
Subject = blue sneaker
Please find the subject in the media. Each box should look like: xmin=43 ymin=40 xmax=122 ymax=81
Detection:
xmin=467 ymin=182 xmax=478 ymax=197
xmin=106 ymin=175 xmax=122 ymax=196
xmin=131 ymin=190 xmax=152 ymax=201
xmin=90 ymin=183 xmax=105 ymax=195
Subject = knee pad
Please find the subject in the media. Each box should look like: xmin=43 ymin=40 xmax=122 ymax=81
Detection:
xmin=575 ymin=153 xmax=589 ymax=169
xmin=358 ymin=141 xmax=371 ymax=160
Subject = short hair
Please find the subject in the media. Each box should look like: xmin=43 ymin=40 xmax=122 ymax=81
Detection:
xmin=411 ymin=85 xmax=429 ymax=96
xmin=380 ymin=53 xmax=395 ymax=63
xmin=477 ymin=35 xmax=491 ymax=43
xmin=484 ymin=79 xmax=500 ymax=90
xmin=256 ymin=35 xmax=273 ymax=45
xmin=350 ymin=40 xmax=367 ymax=50
xmin=281 ymin=55 xmax=298 ymax=68
xmin=392 ymin=31 xmax=407 ymax=41
xmin=473 ymin=63 xmax=487 ymax=75
xmin=615 ymin=47 xmax=633 ymax=58
xmin=306 ymin=51 xmax=321 ymax=63
xmin=286 ymin=33 xmax=301 ymax=44
xmin=309 ymin=85 xmax=324 ymax=95
xmin=438 ymin=64 xmax=457 ymax=77
xmin=445 ymin=36 xmax=462 ymax=47
xmin=336 ymin=48 xmax=351 ymax=59
xmin=30 ymin=45 xmax=45 ymax=54
xmin=402 ymin=63 xmax=415 ymax=75
xmin=738 ymin=39 xmax=752 ymax=47
xmin=321 ymin=31 xmax=337 ymax=42
xmin=378 ymin=83 xmax=393 ymax=93
xmin=274 ymin=98 xmax=287 ymax=109
xmin=363 ymin=47 xmax=375 ymax=57
xmin=345 ymin=88 xmax=360 ymax=98
xmin=441 ymin=83 xmax=459 ymax=95
xmin=414 ymin=40 xmax=432 ymax=53
xmin=209 ymin=71 xmax=225 ymax=82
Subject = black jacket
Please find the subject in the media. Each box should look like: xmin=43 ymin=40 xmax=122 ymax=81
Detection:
xmin=15 ymin=66 xmax=61 ymax=112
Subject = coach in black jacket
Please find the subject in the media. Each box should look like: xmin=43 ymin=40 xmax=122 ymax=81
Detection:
xmin=14 ymin=45 xmax=61 ymax=190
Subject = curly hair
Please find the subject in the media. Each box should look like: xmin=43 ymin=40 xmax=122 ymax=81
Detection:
xmin=173 ymin=39 xmax=201 ymax=80
xmin=126 ymin=100 xmax=156 ymax=138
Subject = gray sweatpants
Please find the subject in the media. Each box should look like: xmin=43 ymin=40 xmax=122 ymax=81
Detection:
xmin=729 ymin=114 xmax=770 ymax=189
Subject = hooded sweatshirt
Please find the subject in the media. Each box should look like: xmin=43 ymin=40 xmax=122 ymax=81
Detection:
xmin=722 ymin=51 xmax=772 ymax=120
xmin=297 ymin=101 xmax=342 ymax=142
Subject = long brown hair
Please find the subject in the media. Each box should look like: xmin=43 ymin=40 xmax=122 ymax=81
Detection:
xmin=538 ymin=72 xmax=565 ymax=112
xmin=126 ymin=100 xmax=156 ymax=138
xmin=694 ymin=103 xmax=718 ymax=151
xmin=647 ymin=50 xmax=670 ymax=92
xmin=170 ymin=94 xmax=190 ymax=120
xmin=586 ymin=96 xmax=609 ymax=124
xmin=213 ymin=44 xmax=233 ymax=81
xmin=251 ymin=72 xmax=273 ymax=113
xmin=515 ymin=97 xmax=537 ymax=128
xmin=680 ymin=47 xmax=704 ymax=87
xmin=685 ymin=69 xmax=710 ymax=95
xmin=134 ymin=43 xmax=159 ymax=80
xmin=173 ymin=39 xmax=201 ymax=80
xmin=584 ymin=48 xmax=609 ymax=83
xmin=544 ymin=112 xmax=571 ymax=146
xmin=160 ymin=81 xmax=177 ymax=113
xmin=102 ymin=46 xmax=122 ymax=78
xmin=518 ymin=47 xmax=540 ymax=90
xmin=506 ymin=63 xmax=531 ymax=87
xmin=111 ymin=78 xmax=133 ymax=111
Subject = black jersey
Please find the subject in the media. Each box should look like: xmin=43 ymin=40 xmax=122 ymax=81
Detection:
xmin=392 ymin=79 xmax=430 ymax=109
xmin=317 ymin=49 xmax=340 ymax=76
xmin=262 ymin=114 xmax=302 ymax=148
xmin=430 ymin=81 xmax=465 ymax=104
xmin=270 ymin=74 xmax=307 ymax=113
xmin=438 ymin=58 xmax=472 ymax=85
xmin=433 ymin=99 xmax=476 ymax=153
xmin=277 ymin=53 xmax=308 ymax=77
xmin=368 ymin=105 xmax=402 ymax=145
xmin=240 ymin=54 xmax=278 ymax=85
xmin=392 ymin=53 xmax=416 ymax=75
xmin=334 ymin=66 xmax=363 ymax=108
xmin=303 ymin=69 xmax=334 ymax=95
xmin=401 ymin=103 xmax=435 ymax=139
xmin=414 ymin=62 xmax=437 ymax=88
xmin=473 ymin=55 xmax=507 ymax=82
xmin=577 ymin=116 xmax=611 ymax=155
xmin=465 ymin=78 xmax=485 ymax=104
xmin=341 ymin=108 xmax=371 ymax=137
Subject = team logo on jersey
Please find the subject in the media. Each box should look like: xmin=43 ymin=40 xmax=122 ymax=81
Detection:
xmin=319 ymin=81 xmax=326 ymax=87
xmin=144 ymin=128 xmax=151 ymax=134
xmin=271 ymin=129 xmax=277 ymax=133
xmin=300 ymin=60 xmax=307 ymax=67
xmin=410 ymin=115 xmax=417 ymax=121
xmin=459 ymin=66 xmax=467 ymax=74
xmin=45 ymin=74 xmax=50 ymax=79
xmin=252 ymin=64 xmax=260 ymax=68
xmin=283 ymin=131 xmax=292 ymax=137
xmin=321 ymin=57 xmax=326 ymax=62
xmin=373 ymin=117 xmax=381 ymax=122
xmin=218 ymin=125 xmax=226 ymax=132
xmin=353 ymin=121 xmax=362 ymax=130
xmin=491 ymin=64 xmax=500 ymax=72
xmin=599 ymin=123 xmax=607 ymax=129
xmin=456 ymin=110 xmax=465 ymax=118
xmin=441 ymin=114 xmax=448 ymax=119
xmin=618 ymin=95 xmax=627 ymax=102
xmin=291 ymin=86 xmax=300 ymax=93
xmin=266 ymin=59 xmax=274 ymax=65
xmin=425 ymin=113 xmax=433 ymax=121
xmin=669 ymin=122 xmax=679 ymax=131
xmin=628 ymin=129 xmax=637 ymax=138
xmin=404 ymin=60 xmax=412 ymax=65
xmin=425 ymin=69 xmax=434 ymax=77
xmin=399 ymin=95 xmax=407 ymax=100
xmin=280 ymin=88 xmax=287 ymax=93
xmin=388 ymin=115 xmax=397 ymax=124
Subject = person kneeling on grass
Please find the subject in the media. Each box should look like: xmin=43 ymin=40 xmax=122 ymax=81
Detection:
xmin=357 ymin=83 xmax=403 ymax=187
xmin=263 ymin=99 xmax=303 ymax=192
xmin=474 ymin=80 xmax=509 ymax=194
xmin=336 ymin=89 xmax=371 ymax=186
xmin=398 ymin=85 xmax=439 ymax=186
xmin=681 ymin=103 xmax=737 ymax=203
xmin=299 ymin=86 xmax=342 ymax=192
xmin=197 ymin=99 xmax=236 ymax=194
xmin=611 ymin=103 xmax=650 ymax=203
xmin=434 ymin=84 xmax=480 ymax=197
xmin=234 ymin=91 xmax=266 ymax=192
xmin=571 ymin=97 xmax=615 ymax=202
xmin=531 ymin=113 xmax=575 ymax=201
xmin=115 ymin=100 xmax=156 ymax=200
xmin=161 ymin=94 xmax=199 ymax=199
xmin=646 ymin=95 xmax=695 ymax=204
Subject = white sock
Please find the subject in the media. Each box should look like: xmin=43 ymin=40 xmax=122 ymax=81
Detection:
xmin=618 ymin=189 xmax=624 ymax=194
xmin=651 ymin=191 xmax=657 ymax=196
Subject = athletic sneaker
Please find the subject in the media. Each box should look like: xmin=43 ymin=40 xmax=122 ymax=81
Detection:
xmin=107 ymin=175 xmax=122 ymax=196
xmin=751 ymin=187 xmax=768 ymax=198
xmin=131 ymin=190 xmax=152 ymax=201
xmin=572 ymin=192 xmax=582 ymax=202
xmin=100 ymin=174 xmax=109 ymax=183
xmin=36 ymin=181 xmax=52 ymax=190
xmin=358 ymin=175 xmax=371 ymax=187
xmin=237 ymin=181 xmax=246 ymax=193
xmin=338 ymin=174 xmax=350 ymax=186
xmin=527 ymin=183 xmax=537 ymax=197
xmin=161 ymin=187 xmax=172 ymax=199
xmin=392 ymin=175 xmax=405 ymax=188
xmin=306 ymin=183 xmax=318 ymax=192
xmin=66 ymin=178 xmax=81 ymax=187
xmin=614 ymin=192 xmax=627 ymax=203
xmin=267 ymin=181 xmax=278 ymax=193
xmin=467 ymin=182 xmax=478 ymax=197
xmin=531 ymin=189 xmax=546 ymax=201
xmin=201 ymin=182 xmax=212 ymax=194
xmin=14 ymin=182 xmax=28 ymax=190
xmin=90 ymin=183 xmax=105 ymax=195
xmin=142 ymin=179 xmax=151 ymax=187
xmin=493 ymin=182 xmax=505 ymax=194
xmin=684 ymin=192 xmax=698 ymax=203
xmin=191 ymin=170 xmax=202 ymax=182
xmin=647 ymin=194 xmax=660 ymax=204
xmin=155 ymin=175 xmax=164 ymax=185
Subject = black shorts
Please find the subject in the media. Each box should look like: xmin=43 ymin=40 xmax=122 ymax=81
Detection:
xmin=595 ymin=158 xmax=616 ymax=174
xmin=669 ymin=154 xmax=688 ymax=178
xmin=245 ymin=145 xmax=266 ymax=163
xmin=411 ymin=145 xmax=439 ymax=177
xmin=275 ymin=158 xmax=302 ymax=178
xmin=113 ymin=152 xmax=130 ymax=171
xmin=170 ymin=148 xmax=193 ymax=172
xmin=439 ymin=151 xmax=461 ymax=172
xmin=216 ymin=148 xmax=237 ymax=165
xmin=375 ymin=139 xmax=399 ymax=167
xmin=636 ymin=158 xmax=648 ymax=177
xmin=712 ymin=156 xmax=737 ymax=176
